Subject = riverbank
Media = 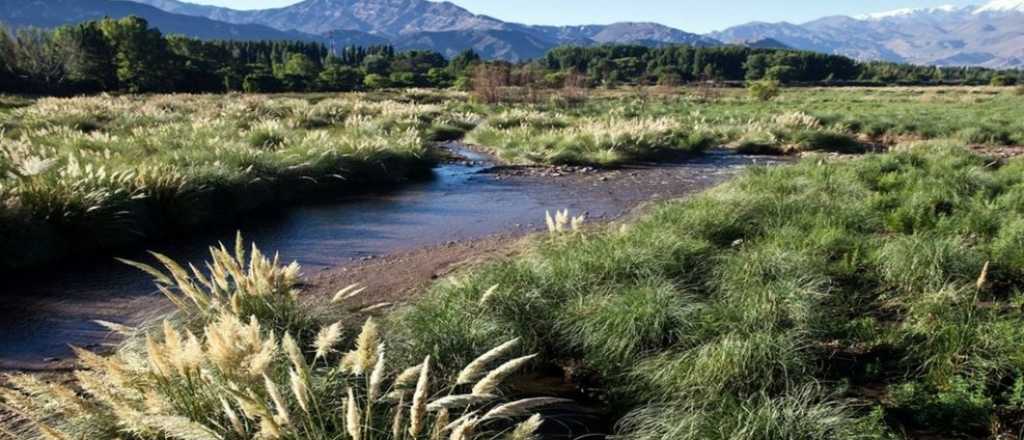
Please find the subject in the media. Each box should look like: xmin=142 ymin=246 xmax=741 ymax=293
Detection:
xmin=0 ymin=94 xmax=471 ymax=273
xmin=386 ymin=142 xmax=1024 ymax=439
xmin=0 ymin=147 xmax=781 ymax=370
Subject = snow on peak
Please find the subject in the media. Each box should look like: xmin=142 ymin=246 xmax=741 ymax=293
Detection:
xmin=975 ymin=0 xmax=1024 ymax=13
xmin=856 ymin=4 xmax=965 ymax=20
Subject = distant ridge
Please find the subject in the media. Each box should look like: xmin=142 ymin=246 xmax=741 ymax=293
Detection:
xmin=711 ymin=0 xmax=1024 ymax=68
xmin=5 ymin=0 xmax=1024 ymax=66
xmin=126 ymin=0 xmax=721 ymax=60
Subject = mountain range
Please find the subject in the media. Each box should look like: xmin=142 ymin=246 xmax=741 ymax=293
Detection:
xmin=122 ymin=0 xmax=718 ymax=60
xmin=710 ymin=2 xmax=1024 ymax=68
xmin=2 ymin=0 xmax=1024 ymax=67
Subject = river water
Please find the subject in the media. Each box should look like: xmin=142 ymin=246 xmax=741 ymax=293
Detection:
xmin=0 ymin=146 xmax=784 ymax=369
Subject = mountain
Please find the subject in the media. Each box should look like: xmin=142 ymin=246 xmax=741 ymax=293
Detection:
xmin=740 ymin=38 xmax=791 ymax=50
xmin=134 ymin=0 xmax=509 ymax=36
xmin=129 ymin=0 xmax=721 ymax=59
xmin=0 ymin=0 xmax=317 ymax=42
xmin=395 ymin=29 xmax=552 ymax=61
xmin=711 ymin=0 xmax=1024 ymax=68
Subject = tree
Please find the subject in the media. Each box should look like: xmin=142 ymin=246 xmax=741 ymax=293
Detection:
xmin=743 ymin=54 xmax=769 ymax=81
xmin=282 ymin=53 xmax=319 ymax=79
xmin=243 ymin=71 xmax=282 ymax=93
xmin=471 ymin=63 xmax=510 ymax=104
xmin=386 ymin=72 xmax=413 ymax=87
xmin=99 ymin=17 xmax=174 ymax=92
xmin=426 ymin=68 xmax=453 ymax=88
xmin=53 ymin=22 xmax=117 ymax=91
xmin=657 ymin=70 xmax=682 ymax=88
xmin=991 ymin=75 xmax=1017 ymax=86
xmin=362 ymin=54 xmax=390 ymax=76
xmin=363 ymin=73 xmax=390 ymax=89
xmin=317 ymin=65 xmax=362 ymax=91
xmin=0 ymin=25 xmax=20 ymax=90
xmin=748 ymin=79 xmax=781 ymax=101
xmin=764 ymin=65 xmax=794 ymax=83
xmin=11 ymin=28 xmax=69 ymax=92
xmin=448 ymin=49 xmax=481 ymax=76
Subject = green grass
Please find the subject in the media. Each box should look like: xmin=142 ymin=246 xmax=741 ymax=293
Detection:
xmin=0 ymin=93 xmax=480 ymax=271
xmin=388 ymin=142 xmax=1024 ymax=439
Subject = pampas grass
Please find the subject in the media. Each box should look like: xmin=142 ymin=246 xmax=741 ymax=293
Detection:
xmin=0 ymin=94 xmax=474 ymax=272
xmin=1 ymin=244 xmax=563 ymax=440
xmin=471 ymin=354 xmax=537 ymax=396
xmin=467 ymin=114 xmax=713 ymax=166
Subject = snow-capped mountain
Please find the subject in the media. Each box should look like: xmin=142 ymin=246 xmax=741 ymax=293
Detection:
xmin=712 ymin=0 xmax=1024 ymax=68
xmin=975 ymin=0 xmax=1024 ymax=13
xmin=856 ymin=4 xmax=969 ymax=20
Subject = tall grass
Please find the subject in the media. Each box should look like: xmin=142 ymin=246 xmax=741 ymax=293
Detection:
xmin=1 ymin=239 xmax=564 ymax=440
xmin=389 ymin=142 xmax=1024 ymax=438
xmin=0 ymin=94 xmax=481 ymax=272
xmin=466 ymin=112 xmax=714 ymax=166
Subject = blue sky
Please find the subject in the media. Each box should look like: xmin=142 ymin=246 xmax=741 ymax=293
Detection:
xmin=186 ymin=0 xmax=982 ymax=33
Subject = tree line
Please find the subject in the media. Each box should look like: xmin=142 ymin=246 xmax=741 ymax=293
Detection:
xmin=0 ymin=16 xmax=480 ymax=94
xmin=543 ymin=45 xmax=1022 ymax=86
xmin=1 ymin=16 xmax=1021 ymax=95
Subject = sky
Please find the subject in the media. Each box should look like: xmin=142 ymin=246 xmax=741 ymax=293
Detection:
xmin=185 ymin=0 xmax=982 ymax=33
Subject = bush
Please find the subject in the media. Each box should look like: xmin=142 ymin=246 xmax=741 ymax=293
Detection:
xmin=748 ymin=79 xmax=781 ymax=101
xmin=990 ymin=75 xmax=1017 ymax=87
xmin=242 ymin=73 xmax=282 ymax=93
xmin=889 ymin=378 xmax=994 ymax=435
xmin=617 ymin=386 xmax=884 ymax=440
xmin=1015 ymin=85 xmax=1024 ymax=96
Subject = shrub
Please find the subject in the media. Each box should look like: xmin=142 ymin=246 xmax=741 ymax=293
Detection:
xmin=889 ymin=377 xmax=994 ymax=435
xmin=616 ymin=386 xmax=881 ymax=440
xmin=990 ymin=75 xmax=1017 ymax=87
xmin=792 ymin=130 xmax=864 ymax=153
xmin=748 ymin=79 xmax=781 ymax=102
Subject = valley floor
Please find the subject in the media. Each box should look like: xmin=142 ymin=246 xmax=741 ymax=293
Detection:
xmin=2 ymin=87 xmax=1024 ymax=440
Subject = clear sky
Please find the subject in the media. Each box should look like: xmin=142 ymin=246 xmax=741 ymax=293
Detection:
xmin=185 ymin=0 xmax=982 ymax=33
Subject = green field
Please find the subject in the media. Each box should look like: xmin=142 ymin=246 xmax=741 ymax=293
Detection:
xmin=3 ymin=87 xmax=1024 ymax=439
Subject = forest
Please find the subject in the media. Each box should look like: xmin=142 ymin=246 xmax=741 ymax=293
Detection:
xmin=1 ymin=16 xmax=1022 ymax=95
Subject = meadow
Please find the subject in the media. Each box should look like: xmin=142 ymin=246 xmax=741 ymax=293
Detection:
xmin=3 ymin=86 xmax=1024 ymax=438
xmin=2 ymin=87 xmax=1022 ymax=272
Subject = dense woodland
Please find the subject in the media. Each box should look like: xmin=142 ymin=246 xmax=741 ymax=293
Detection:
xmin=1 ymin=16 xmax=1022 ymax=95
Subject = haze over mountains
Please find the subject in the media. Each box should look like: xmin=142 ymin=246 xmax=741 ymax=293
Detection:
xmin=2 ymin=0 xmax=1024 ymax=67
